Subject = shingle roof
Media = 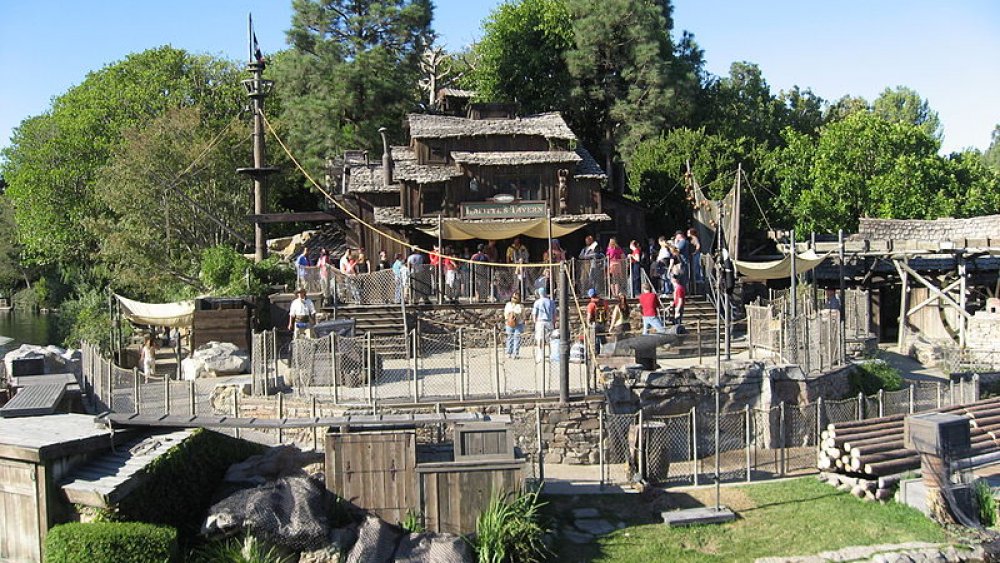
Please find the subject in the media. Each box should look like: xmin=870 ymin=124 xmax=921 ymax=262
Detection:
xmin=573 ymin=148 xmax=606 ymax=180
xmin=408 ymin=112 xmax=576 ymax=140
xmin=393 ymin=161 xmax=463 ymax=184
xmin=345 ymin=163 xmax=402 ymax=193
xmin=437 ymin=88 xmax=476 ymax=99
xmin=370 ymin=207 xmax=611 ymax=227
xmin=451 ymin=151 xmax=583 ymax=166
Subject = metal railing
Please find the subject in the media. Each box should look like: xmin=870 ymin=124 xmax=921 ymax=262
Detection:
xmin=597 ymin=375 xmax=981 ymax=487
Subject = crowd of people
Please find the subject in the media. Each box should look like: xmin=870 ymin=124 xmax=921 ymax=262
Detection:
xmin=290 ymin=228 xmax=705 ymax=348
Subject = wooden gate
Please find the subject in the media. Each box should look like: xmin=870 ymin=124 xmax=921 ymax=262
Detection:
xmin=326 ymin=431 xmax=417 ymax=525
xmin=0 ymin=459 xmax=41 ymax=562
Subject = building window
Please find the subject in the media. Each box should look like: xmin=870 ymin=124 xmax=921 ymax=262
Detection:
xmin=427 ymin=144 xmax=448 ymax=164
xmin=497 ymin=175 xmax=541 ymax=201
xmin=422 ymin=185 xmax=444 ymax=214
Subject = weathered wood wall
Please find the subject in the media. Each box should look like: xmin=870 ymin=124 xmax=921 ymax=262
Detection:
xmin=192 ymin=309 xmax=251 ymax=351
xmin=326 ymin=431 xmax=417 ymax=525
xmin=0 ymin=459 xmax=41 ymax=562
xmin=419 ymin=460 xmax=525 ymax=534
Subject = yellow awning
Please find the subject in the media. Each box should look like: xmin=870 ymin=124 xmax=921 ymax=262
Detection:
xmin=418 ymin=218 xmax=587 ymax=241
xmin=735 ymin=250 xmax=833 ymax=281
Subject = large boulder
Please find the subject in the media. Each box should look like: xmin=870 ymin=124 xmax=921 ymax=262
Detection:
xmin=393 ymin=532 xmax=473 ymax=563
xmin=224 ymin=445 xmax=324 ymax=486
xmin=3 ymin=344 xmax=81 ymax=376
xmin=181 ymin=341 xmax=249 ymax=379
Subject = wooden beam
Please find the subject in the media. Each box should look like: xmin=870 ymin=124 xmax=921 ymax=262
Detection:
xmin=894 ymin=259 xmax=909 ymax=351
xmin=897 ymin=260 xmax=971 ymax=320
xmin=247 ymin=212 xmax=336 ymax=224
xmin=906 ymin=278 xmax=962 ymax=317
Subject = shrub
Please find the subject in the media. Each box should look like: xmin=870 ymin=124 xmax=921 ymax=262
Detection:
xmin=115 ymin=429 xmax=265 ymax=542
xmin=475 ymin=488 xmax=548 ymax=563
xmin=44 ymin=521 xmax=177 ymax=563
xmin=200 ymin=245 xmax=252 ymax=295
xmin=849 ymin=360 xmax=903 ymax=396
xmin=401 ymin=510 xmax=425 ymax=533
xmin=187 ymin=534 xmax=293 ymax=563
xmin=975 ymin=479 xmax=997 ymax=527
xmin=57 ymin=289 xmax=119 ymax=350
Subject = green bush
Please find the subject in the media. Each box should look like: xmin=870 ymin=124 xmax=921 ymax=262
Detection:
xmin=44 ymin=521 xmax=177 ymax=563
xmin=187 ymin=534 xmax=293 ymax=563
xmin=200 ymin=245 xmax=252 ymax=295
xmin=57 ymin=289 xmax=120 ymax=350
xmin=849 ymin=360 xmax=903 ymax=396
xmin=475 ymin=488 xmax=549 ymax=563
xmin=115 ymin=429 xmax=265 ymax=541
xmin=975 ymin=479 xmax=997 ymax=527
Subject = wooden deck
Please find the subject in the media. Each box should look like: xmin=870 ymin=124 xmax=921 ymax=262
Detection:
xmin=61 ymin=429 xmax=195 ymax=508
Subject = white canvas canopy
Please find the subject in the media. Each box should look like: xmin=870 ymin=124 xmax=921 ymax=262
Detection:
xmin=417 ymin=218 xmax=586 ymax=241
xmin=734 ymin=250 xmax=832 ymax=281
xmin=115 ymin=294 xmax=195 ymax=328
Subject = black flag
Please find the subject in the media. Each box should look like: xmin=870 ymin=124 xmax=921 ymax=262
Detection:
xmin=249 ymin=13 xmax=264 ymax=64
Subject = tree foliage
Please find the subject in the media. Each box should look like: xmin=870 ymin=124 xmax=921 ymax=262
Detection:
xmin=465 ymin=0 xmax=574 ymax=115
xmin=0 ymin=47 xmax=244 ymax=272
xmin=273 ymin=0 xmax=433 ymax=178
xmin=772 ymin=111 xmax=999 ymax=233
xmin=983 ymin=125 xmax=1000 ymax=172
xmin=872 ymin=86 xmax=942 ymax=140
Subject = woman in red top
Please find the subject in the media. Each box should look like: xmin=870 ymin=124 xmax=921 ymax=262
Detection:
xmin=606 ymin=238 xmax=625 ymax=297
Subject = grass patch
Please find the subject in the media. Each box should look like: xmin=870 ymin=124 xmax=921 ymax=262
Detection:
xmin=547 ymin=477 xmax=949 ymax=562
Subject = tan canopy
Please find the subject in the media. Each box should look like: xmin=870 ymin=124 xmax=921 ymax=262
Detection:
xmin=418 ymin=218 xmax=586 ymax=241
xmin=735 ymin=250 xmax=832 ymax=281
xmin=116 ymin=294 xmax=195 ymax=328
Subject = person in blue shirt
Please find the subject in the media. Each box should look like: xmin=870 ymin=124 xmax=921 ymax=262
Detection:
xmin=531 ymin=287 xmax=556 ymax=362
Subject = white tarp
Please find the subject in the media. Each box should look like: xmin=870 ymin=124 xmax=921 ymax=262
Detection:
xmin=116 ymin=294 xmax=195 ymax=328
xmin=735 ymin=250 xmax=832 ymax=281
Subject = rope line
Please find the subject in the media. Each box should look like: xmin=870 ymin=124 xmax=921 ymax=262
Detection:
xmin=262 ymin=112 xmax=564 ymax=269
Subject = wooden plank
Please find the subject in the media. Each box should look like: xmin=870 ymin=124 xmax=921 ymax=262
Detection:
xmin=0 ymin=383 xmax=67 ymax=418
xmin=247 ymin=212 xmax=336 ymax=223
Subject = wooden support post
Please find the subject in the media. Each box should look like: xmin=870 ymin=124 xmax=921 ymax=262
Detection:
xmin=959 ymin=255 xmax=967 ymax=348
xmin=331 ymin=334 xmax=339 ymax=404
xmin=691 ymin=406 xmax=698 ymax=486
xmin=697 ymin=319 xmax=703 ymax=364
xmin=745 ymin=404 xmax=752 ymax=482
xmin=189 ymin=380 xmax=196 ymax=417
xmin=277 ymin=391 xmax=284 ymax=444
xmin=878 ymin=389 xmax=884 ymax=418
xmin=896 ymin=259 xmax=909 ymax=351
xmin=937 ymin=381 xmax=942 ymax=409
xmin=458 ymin=328 xmax=466 ymax=402
xmin=779 ymin=401 xmax=786 ymax=476
xmin=909 ymin=384 xmax=915 ymax=414
xmin=233 ymin=391 xmax=241 ymax=440
xmin=311 ymin=396 xmax=318 ymax=452
xmin=411 ymin=330 xmax=419 ymax=403
xmin=536 ymin=404 xmax=544 ymax=483
xmin=493 ymin=329 xmax=501 ymax=400
xmin=599 ymin=409 xmax=606 ymax=488
xmin=816 ymin=397 xmax=823 ymax=451
xmin=366 ymin=332 xmax=374 ymax=405
xmin=858 ymin=392 xmax=864 ymax=421
xmin=638 ymin=409 xmax=645 ymax=482
xmin=133 ymin=367 xmax=140 ymax=416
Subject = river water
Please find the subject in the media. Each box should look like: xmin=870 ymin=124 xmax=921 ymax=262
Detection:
xmin=0 ymin=311 xmax=56 ymax=353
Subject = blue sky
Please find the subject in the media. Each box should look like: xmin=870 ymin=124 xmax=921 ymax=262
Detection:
xmin=1 ymin=0 xmax=998 ymax=157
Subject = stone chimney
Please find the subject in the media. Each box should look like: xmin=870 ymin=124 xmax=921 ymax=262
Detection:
xmin=378 ymin=127 xmax=393 ymax=188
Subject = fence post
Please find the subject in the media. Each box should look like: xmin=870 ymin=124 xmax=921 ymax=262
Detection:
xmin=857 ymin=392 xmax=864 ymax=420
xmin=277 ymin=392 xmax=284 ymax=444
xmin=877 ymin=389 xmax=884 ymax=418
xmin=188 ymin=380 xmax=196 ymax=417
xmin=960 ymin=377 xmax=966 ymax=404
xmin=974 ymin=373 xmax=980 ymax=401
xmin=233 ymin=391 xmax=241 ymax=440
xmin=909 ymin=384 xmax=915 ymax=414
xmin=697 ymin=319 xmax=703 ymax=364
xmin=366 ymin=332 xmax=375 ymax=405
xmin=599 ymin=409 xmax=606 ymax=488
xmin=779 ymin=401 xmax=786 ymax=476
xmin=411 ymin=330 xmax=419 ymax=403
xmin=936 ymin=381 xmax=942 ymax=409
xmin=458 ymin=328 xmax=466 ymax=402
xmin=271 ymin=330 xmax=278 ymax=392
xmin=638 ymin=409 xmax=645 ymax=482
xmin=691 ymin=406 xmax=698 ymax=486
xmin=164 ymin=368 xmax=171 ymax=416
xmin=815 ymin=397 xmax=823 ymax=452
xmin=311 ymin=396 xmax=318 ymax=452
xmin=132 ymin=367 xmax=140 ymax=416
xmin=950 ymin=379 xmax=955 ymax=406
xmin=745 ymin=404 xmax=752 ymax=482
xmin=493 ymin=329 xmax=501 ymax=400
xmin=331 ymin=335 xmax=339 ymax=405
xmin=536 ymin=404 xmax=544 ymax=483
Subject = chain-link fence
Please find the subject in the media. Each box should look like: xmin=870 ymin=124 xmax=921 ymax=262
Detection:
xmin=599 ymin=374 xmax=982 ymax=487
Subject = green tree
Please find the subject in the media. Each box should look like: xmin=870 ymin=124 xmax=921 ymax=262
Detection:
xmin=273 ymin=0 xmax=433 ymax=178
xmin=564 ymin=0 xmax=676 ymax=185
xmin=0 ymin=196 xmax=26 ymax=294
xmin=87 ymin=107 xmax=253 ymax=301
xmin=824 ymin=94 xmax=868 ymax=123
xmin=983 ymin=124 xmax=1000 ymax=172
xmin=0 ymin=47 xmax=244 ymax=272
xmin=465 ymin=0 xmax=574 ymax=114
xmin=701 ymin=62 xmax=788 ymax=147
xmin=773 ymin=111 xmax=965 ymax=233
xmin=872 ymin=86 xmax=942 ymax=140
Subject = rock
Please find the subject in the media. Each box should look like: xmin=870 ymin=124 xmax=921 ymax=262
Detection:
xmin=571 ymin=507 xmax=600 ymax=519
xmin=560 ymin=526 xmax=594 ymax=545
xmin=573 ymin=518 xmax=616 ymax=536
xmin=345 ymin=516 xmax=403 ymax=563
xmin=183 ymin=341 xmax=250 ymax=379
xmin=392 ymin=532 xmax=474 ymax=562
xmin=225 ymin=445 xmax=325 ymax=486
xmin=3 ymin=344 xmax=81 ymax=376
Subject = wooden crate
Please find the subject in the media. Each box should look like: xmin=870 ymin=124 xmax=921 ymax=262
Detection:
xmin=192 ymin=308 xmax=251 ymax=351
xmin=453 ymin=422 xmax=515 ymax=461
xmin=325 ymin=430 xmax=417 ymax=525
xmin=419 ymin=459 xmax=525 ymax=534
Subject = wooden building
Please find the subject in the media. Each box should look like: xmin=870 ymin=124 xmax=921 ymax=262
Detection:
xmin=339 ymin=105 xmax=615 ymax=258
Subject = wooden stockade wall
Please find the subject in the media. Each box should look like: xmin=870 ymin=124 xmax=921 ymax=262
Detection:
xmin=192 ymin=307 xmax=250 ymax=351
xmin=325 ymin=426 xmax=524 ymax=534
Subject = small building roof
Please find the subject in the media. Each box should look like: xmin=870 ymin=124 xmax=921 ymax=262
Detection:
xmin=408 ymin=112 xmax=576 ymax=141
xmin=393 ymin=161 xmax=464 ymax=184
xmin=451 ymin=150 xmax=582 ymax=166
xmin=437 ymin=88 xmax=476 ymax=99
xmin=573 ymin=148 xmax=607 ymax=180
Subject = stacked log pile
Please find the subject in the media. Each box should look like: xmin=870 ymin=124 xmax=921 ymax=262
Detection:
xmin=818 ymin=397 xmax=1000 ymax=501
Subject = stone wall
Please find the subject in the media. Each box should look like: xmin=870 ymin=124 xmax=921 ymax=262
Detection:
xmin=857 ymin=215 xmax=1000 ymax=243
xmin=209 ymin=388 xmax=603 ymax=466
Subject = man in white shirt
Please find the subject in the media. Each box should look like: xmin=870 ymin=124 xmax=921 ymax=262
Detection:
xmin=287 ymin=288 xmax=316 ymax=339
